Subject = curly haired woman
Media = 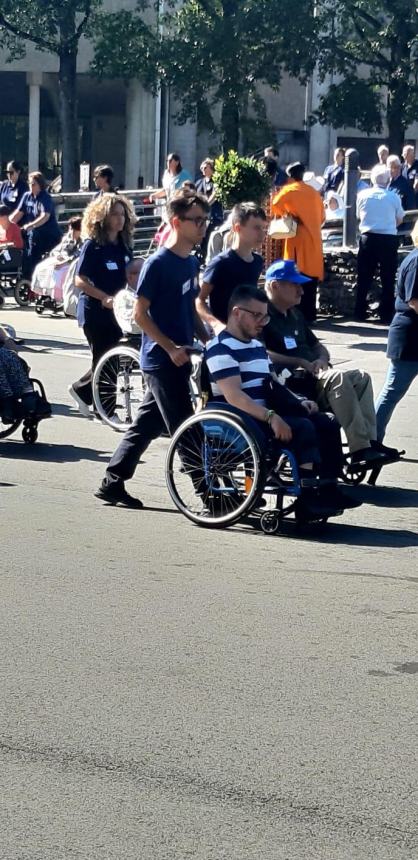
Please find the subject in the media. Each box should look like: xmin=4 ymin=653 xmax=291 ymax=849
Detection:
xmin=68 ymin=193 xmax=137 ymax=417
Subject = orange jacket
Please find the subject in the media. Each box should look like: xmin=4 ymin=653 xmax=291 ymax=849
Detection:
xmin=271 ymin=180 xmax=325 ymax=280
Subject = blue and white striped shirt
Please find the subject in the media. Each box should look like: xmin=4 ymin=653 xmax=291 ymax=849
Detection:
xmin=205 ymin=331 xmax=272 ymax=406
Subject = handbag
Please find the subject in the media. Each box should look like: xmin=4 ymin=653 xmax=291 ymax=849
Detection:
xmin=268 ymin=215 xmax=298 ymax=240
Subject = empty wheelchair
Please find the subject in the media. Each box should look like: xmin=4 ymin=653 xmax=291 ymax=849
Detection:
xmin=165 ymin=407 xmax=334 ymax=533
xmin=0 ymin=247 xmax=31 ymax=306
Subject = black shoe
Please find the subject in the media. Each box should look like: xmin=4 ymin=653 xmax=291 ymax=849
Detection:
xmin=351 ymin=447 xmax=387 ymax=465
xmin=322 ymin=485 xmax=362 ymax=510
xmin=0 ymin=397 xmax=16 ymax=424
xmin=94 ymin=484 xmax=144 ymax=509
xmin=370 ymin=440 xmax=402 ymax=459
xmin=297 ymin=488 xmax=343 ymax=519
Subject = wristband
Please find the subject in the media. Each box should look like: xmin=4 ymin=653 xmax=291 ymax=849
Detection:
xmin=265 ymin=409 xmax=275 ymax=424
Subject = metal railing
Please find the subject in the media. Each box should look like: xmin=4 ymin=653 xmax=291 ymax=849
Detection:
xmin=51 ymin=189 xmax=162 ymax=257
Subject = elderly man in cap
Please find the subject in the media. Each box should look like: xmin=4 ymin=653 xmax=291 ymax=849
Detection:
xmin=263 ymin=259 xmax=398 ymax=465
xmin=271 ymin=161 xmax=325 ymax=322
xmin=355 ymin=164 xmax=404 ymax=324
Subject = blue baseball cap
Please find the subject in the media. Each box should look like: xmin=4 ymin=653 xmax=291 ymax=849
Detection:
xmin=265 ymin=259 xmax=310 ymax=284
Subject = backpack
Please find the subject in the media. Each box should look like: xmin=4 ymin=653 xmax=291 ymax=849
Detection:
xmin=62 ymin=259 xmax=79 ymax=317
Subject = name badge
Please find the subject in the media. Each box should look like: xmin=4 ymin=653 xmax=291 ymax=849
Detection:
xmin=124 ymin=255 xmax=130 ymax=264
xmin=284 ymin=336 xmax=297 ymax=349
xmin=2 ymin=250 xmax=12 ymax=262
xmin=106 ymin=261 xmax=118 ymax=270
xmin=182 ymin=279 xmax=191 ymax=295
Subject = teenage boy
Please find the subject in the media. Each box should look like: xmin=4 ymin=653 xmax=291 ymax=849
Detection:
xmin=95 ymin=191 xmax=210 ymax=508
xmin=196 ymin=201 xmax=266 ymax=333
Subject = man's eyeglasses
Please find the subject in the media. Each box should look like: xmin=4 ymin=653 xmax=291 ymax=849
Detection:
xmin=179 ymin=216 xmax=209 ymax=228
xmin=235 ymin=306 xmax=270 ymax=324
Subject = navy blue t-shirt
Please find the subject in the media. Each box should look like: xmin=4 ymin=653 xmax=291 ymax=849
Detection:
xmin=387 ymin=248 xmax=418 ymax=361
xmin=76 ymin=238 xmax=132 ymax=326
xmin=136 ymin=247 xmax=199 ymax=371
xmin=0 ymin=178 xmax=28 ymax=213
xmin=17 ymin=190 xmax=61 ymax=240
xmin=203 ymin=249 xmax=263 ymax=324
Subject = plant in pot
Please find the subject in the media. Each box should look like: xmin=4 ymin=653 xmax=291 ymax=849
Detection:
xmin=212 ymin=150 xmax=271 ymax=208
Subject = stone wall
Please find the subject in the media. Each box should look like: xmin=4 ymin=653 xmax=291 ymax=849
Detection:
xmin=319 ymin=246 xmax=411 ymax=317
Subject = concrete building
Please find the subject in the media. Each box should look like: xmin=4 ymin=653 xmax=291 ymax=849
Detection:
xmin=1 ymin=3 xmax=417 ymax=189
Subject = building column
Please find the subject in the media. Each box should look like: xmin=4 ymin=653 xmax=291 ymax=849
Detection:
xmin=26 ymin=72 xmax=43 ymax=172
xmin=125 ymin=79 xmax=142 ymax=190
xmin=309 ymin=71 xmax=338 ymax=175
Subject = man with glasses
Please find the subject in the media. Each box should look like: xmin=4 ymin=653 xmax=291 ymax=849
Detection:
xmin=95 ymin=191 xmax=210 ymax=508
xmin=205 ymin=283 xmax=361 ymax=518
xmin=196 ymin=201 xmax=266 ymax=334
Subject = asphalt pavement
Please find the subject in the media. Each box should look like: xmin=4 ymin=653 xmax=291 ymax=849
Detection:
xmin=0 ymin=303 xmax=417 ymax=860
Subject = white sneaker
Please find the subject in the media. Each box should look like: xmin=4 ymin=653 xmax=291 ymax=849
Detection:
xmin=68 ymin=384 xmax=93 ymax=419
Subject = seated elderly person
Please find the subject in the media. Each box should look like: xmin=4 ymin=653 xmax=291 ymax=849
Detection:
xmin=205 ymin=283 xmax=361 ymax=518
xmin=262 ymin=260 xmax=400 ymax=465
xmin=0 ymin=204 xmax=24 ymax=249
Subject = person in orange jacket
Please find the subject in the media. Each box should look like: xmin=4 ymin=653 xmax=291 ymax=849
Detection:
xmin=271 ymin=162 xmax=325 ymax=321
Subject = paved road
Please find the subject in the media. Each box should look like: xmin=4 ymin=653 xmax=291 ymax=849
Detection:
xmin=1 ymin=304 xmax=417 ymax=859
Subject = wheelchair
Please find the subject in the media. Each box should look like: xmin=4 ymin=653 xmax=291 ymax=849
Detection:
xmin=165 ymin=406 xmax=337 ymax=534
xmin=91 ymin=285 xmax=146 ymax=431
xmin=0 ymin=247 xmax=32 ymax=307
xmin=0 ymin=378 xmax=50 ymax=444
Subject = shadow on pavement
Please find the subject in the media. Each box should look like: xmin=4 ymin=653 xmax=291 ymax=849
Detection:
xmin=350 ymin=484 xmax=418 ymax=508
xmin=347 ymin=341 xmax=387 ymax=352
xmin=21 ymin=337 xmax=88 ymax=353
xmin=314 ymin=320 xmax=388 ymax=337
xmin=0 ymin=441 xmax=110 ymax=463
xmin=287 ymin=520 xmax=418 ymax=549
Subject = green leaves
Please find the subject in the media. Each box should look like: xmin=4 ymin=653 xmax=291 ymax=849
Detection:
xmin=212 ymin=150 xmax=271 ymax=206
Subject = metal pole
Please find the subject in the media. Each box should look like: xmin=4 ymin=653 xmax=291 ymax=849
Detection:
xmin=343 ymin=147 xmax=359 ymax=248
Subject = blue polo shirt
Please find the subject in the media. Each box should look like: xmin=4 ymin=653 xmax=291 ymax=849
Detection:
xmin=136 ymin=247 xmax=199 ymax=371
xmin=387 ymin=249 xmax=418 ymax=361
xmin=0 ymin=178 xmax=28 ymax=213
xmin=76 ymin=238 xmax=132 ymax=326
xmin=17 ymin=190 xmax=61 ymax=241
xmin=203 ymin=249 xmax=263 ymax=323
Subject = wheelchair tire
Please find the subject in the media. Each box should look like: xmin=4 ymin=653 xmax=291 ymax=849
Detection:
xmin=260 ymin=511 xmax=281 ymax=534
xmin=341 ymin=462 xmax=368 ymax=485
xmin=92 ymin=345 xmax=145 ymax=432
xmin=166 ymin=410 xmax=262 ymax=528
xmin=0 ymin=417 xmax=21 ymax=439
xmin=22 ymin=425 xmax=38 ymax=444
xmin=14 ymin=280 xmax=32 ymax=306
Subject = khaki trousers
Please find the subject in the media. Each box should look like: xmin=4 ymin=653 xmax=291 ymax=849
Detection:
xmin=315 ymin=368 xmax=376 ymax=453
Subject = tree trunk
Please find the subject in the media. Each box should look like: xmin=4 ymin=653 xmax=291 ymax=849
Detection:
xmin=221 ymin=99 xmax=240 ymax=153
xmin=58 ymin=47 xmax=78 ymax=191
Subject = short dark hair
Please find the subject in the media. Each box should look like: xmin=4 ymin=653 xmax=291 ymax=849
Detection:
xmin=227 ymin=284 xmax=267 ymax=317
xmin=231 ymin=202 xmax=267 ymax=226
xmin=167 ymin=191 xmax=210 ymax=220
xmin=266 ymin=146 xmax=279 ymax=158
xmin=94 ymin=164 xmax=114 ymax=183
xmin=6 ymin=160 xmax=24 ymax=175
xmin=286 ymin=162 xmax=305 ymax=181
xmin=0 ymin=205 xmax=10 ymax=217
xmin=260 ymin=156 xmax=277 ymax=178
xmin=68 ymin=215 xmax=82 ymax=230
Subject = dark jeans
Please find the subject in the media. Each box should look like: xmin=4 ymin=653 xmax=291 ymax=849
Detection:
xmin=299 ymin=275 xmax=318 ymax=322
xmin=103 ymin=362 xmax=193 ymax=487
xmin=355 ymin=232 xmax=399 ymax=322
xmin=73 ymin=316 xmax=122 ymax=406
xmin=22 ymin=228 xmax=61 ymax=281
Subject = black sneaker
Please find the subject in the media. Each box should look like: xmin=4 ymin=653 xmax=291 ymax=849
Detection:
xmin=322 ymin=485 xmax=362 ymax=510
xmin=297 ymin=488 xmax=343 ymax=519
xmin=351 ymin=447 xmax=387 ymax=465
xmin=370 ymin=440 xmax=402 ymax=459
xmin=94 ymin=484 xmax=144 ymax=509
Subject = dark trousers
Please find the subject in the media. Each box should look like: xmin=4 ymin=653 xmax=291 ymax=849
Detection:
xmin=299 ymin=276 xmax=318 ymax=322
xmin=270 ymin=412 xmax=343 ymax=479
xmin=73 ymin=316 xmax=122 ymax=406
xmin=355 ymin=232 xmax=399 ymax=322
xmin=103 ymin=362 xmax=193 ymax=487
xmin=22 ymin=229 xmax=61 ymax=281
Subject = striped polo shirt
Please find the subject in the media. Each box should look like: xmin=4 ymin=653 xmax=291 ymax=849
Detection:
xmin=205 ymin=330 xmax=272 ymax=406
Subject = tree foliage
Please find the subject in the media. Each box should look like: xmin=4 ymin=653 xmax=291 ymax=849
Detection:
xmin=0 ymin=0 xmax=99 ymax=189
xmin=212 ymin=150 xmax=271 ymax=206
xmin=90 ymin=1 xmax=158 ymax=91
xmin=314 ymin=0 xmax=418 ymax=151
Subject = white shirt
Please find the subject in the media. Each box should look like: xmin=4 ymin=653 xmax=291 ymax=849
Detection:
xmin=356 ymin=186 xmax=404 ymax=235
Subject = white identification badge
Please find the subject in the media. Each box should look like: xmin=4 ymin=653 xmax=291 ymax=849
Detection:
xmin=182 ymin=279 xmax=191 ymax=295
xmin=106 ymin=261 xmax=118 ymax=270
xmin=2 ymin=249 xmax=12 ymax=262
xmin=284 ymin=336 xmax=297 ymax=349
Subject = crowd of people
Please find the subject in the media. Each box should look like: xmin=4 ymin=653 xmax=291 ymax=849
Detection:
xmin=0 ymin=146 xmax=417 ymax=520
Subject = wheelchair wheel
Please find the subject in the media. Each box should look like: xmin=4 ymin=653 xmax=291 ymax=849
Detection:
xmin=166 ymin=410 xmax=262 ymax=528
xmin=341 ymin=461 xmax=368 ymax=485
xmin=92 ymin=345 xmax=145 ymax=432
xmin=0 ymin=416 xmax=20 ymax=439
xmin=22 ymin=424 xmax=38 ymax=444
xmin=260 ymin=511 xmax=281 ymax=534
xmin=14 ymin=279 xmax=31 ymax=306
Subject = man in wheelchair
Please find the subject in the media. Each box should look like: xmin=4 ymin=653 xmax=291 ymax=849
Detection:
xmin=205 ymin=285 xmax=361 ymax=520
